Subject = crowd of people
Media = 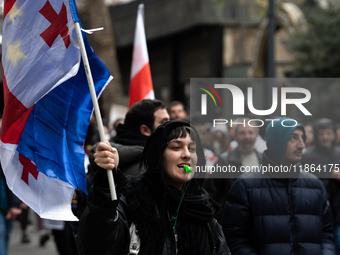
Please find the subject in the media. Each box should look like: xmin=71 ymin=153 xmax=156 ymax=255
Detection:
xmin=2 ymin=98 xmax=340 ymax=255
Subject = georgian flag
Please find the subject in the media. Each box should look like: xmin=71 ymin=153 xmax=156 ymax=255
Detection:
xmin=0 ymin=0 xmax=111 ymax=221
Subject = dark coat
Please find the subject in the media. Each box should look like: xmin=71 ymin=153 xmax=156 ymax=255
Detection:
xmin=76 ymin=171 xmax=231 ymax=255
xmin=78 ymin=121 xmax=231 ymax=255
xmin=107 ymin=142 xmax=144 ymax=177
xmin=222 ymin=168 xmax=335 ymax=255
xmin=87 ymin=124 xmax=147 ymax=189
xmin=88 ymin=142 xmax=143 ymax=187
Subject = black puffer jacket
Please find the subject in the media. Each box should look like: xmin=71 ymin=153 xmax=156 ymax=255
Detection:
xmin=222 ymin=154 xmax=335 ymax=255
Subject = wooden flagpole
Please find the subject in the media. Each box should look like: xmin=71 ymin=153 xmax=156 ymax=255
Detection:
xmin=74 ymin=22 xmax=117 ymax=201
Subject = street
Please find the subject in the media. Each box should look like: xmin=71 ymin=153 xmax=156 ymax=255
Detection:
xmin=8 ymin=211 xmax=58 ymax=255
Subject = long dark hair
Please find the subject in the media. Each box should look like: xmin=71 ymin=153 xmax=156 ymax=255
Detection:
xmin=124 ymin=121 xmax=219 ymax=255
xmin=140 ymin=120 xmax=206 ymax=188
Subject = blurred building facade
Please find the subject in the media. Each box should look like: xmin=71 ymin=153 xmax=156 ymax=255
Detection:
xmin=107 ymin=0 xmax=303 ymax=111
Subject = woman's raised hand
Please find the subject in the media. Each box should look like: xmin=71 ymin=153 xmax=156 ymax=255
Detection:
xmin=94 ymin=141 xmax=119 ymax=170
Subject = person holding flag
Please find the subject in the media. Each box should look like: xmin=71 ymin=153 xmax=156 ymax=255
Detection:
xmin=1 ymin=0 xmax=111 ymax=222
xmin=76 ymin=120 xmax=231 ymax=255
xmin=88 ymin=99 xmax=169 ymax=180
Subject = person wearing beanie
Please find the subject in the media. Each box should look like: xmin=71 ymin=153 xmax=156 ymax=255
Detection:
xmin=76 ymin=120 xmax=231 ymax=255
xmin=302 ymin=118 xmax=340 ymax=255
xmin=222 ymin=117 xmax=335 ymax=255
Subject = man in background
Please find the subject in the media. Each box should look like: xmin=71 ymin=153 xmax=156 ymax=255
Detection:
xmin=89 ymin=99 xmax=170 ymax=180
xmin=209 ymin=118 xmax=262 ymax=222
xmin=167 ymin=101 xmax=187 ymax=121
xmin=223 ymin=117 xmax=335 ymax=255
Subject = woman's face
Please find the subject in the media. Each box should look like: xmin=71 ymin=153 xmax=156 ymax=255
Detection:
xmin=162 ymin=133 xmax=198 ymax=190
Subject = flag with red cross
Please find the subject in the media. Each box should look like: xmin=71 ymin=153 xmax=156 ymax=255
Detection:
xmin=0 ymin=0 xmax=111 ymax=221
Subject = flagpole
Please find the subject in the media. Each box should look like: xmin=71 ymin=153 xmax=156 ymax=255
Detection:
xmin=74 ymin=22 xmax=117 ymax=201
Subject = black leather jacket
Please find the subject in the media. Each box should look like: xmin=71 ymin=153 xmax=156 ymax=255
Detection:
xmin=76 ymin=172 xmax=231 ymax=255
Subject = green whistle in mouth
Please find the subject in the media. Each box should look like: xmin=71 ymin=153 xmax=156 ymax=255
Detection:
xmin=183 ymin=165 xmax=192 ymax=173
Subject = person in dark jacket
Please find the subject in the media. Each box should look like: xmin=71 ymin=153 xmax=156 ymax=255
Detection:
xmin=76 ymin=121 xmax=231 ymax=255
xmin=302 ymin=118 xmax=340 ymax=255
xmin=87 ymin=99 xmax=170 ymax=188
xmin=74 ymin=99 xmax=170 ymax=234
xmin=222 ymin=117 xmax=335 ymax=255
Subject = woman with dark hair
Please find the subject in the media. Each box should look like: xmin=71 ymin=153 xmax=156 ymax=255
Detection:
xmin=76 ymin=120 xmax=230 ymax=255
